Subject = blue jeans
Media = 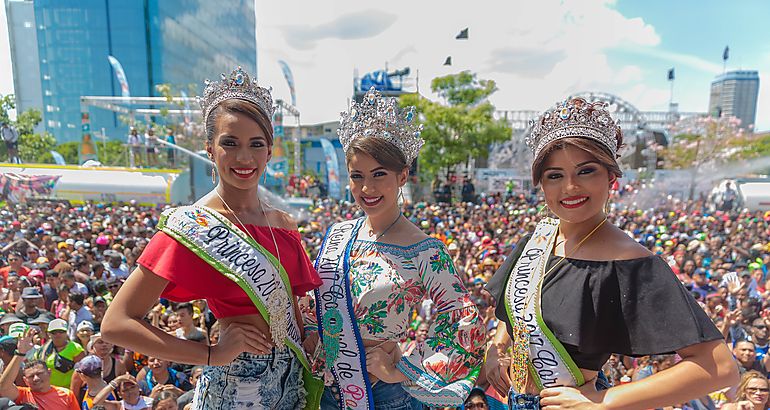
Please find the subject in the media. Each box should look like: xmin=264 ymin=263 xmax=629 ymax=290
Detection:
xmin=509 ymin=372 xmax=611 ymax=410
xmin=320 ymin=381 xmax=424 ymax=410
xmin=192 ymin=348 xmax=305 ymax=409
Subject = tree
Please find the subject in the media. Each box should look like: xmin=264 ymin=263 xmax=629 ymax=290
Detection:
xmin=18 ymin=132 xmax=56 ymax=163
xmin=399 ymin=71 xmax=511 ymax=178
xmin=0 ymin=93 xmax=56 ymax=163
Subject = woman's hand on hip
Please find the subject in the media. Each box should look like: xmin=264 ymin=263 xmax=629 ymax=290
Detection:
xmin=210 ymin=322 xmax=273 ymax=365
xmin=485 ymin=343 xmax=512 ymax=397
xmin=540 ymin=383 xmax=607 ymax=410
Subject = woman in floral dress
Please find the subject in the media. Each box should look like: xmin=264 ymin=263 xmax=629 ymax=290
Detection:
xmin=305 ymin=88 xmax=486 ymax=409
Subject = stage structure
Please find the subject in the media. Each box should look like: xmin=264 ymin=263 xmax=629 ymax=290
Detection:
xmin=489 ymin=91 xmax=709 ymax=172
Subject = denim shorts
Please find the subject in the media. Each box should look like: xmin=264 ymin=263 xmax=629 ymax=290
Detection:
xmin=320 ymin=381 xmax=424 ymax=410
xmin=192 ymin=348 xmax=306 ymax=409
xmin=508 ymin=372 xmax=611 ymax=410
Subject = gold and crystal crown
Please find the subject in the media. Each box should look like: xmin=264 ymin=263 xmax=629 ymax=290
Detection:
xmin=197 ymin=66 xmax=273 ymax=129
xmin=337 ymin=87 xmax=424 ymax=164
xmin=527 ymin=97 xmax=623 ymax=159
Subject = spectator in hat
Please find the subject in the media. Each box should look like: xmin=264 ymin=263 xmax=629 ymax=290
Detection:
xmin=14 ymin=288 xmax=51 ymax=325
xmin=0 ymin=314 xmax=23 ymax=336
xmin=692 ymin=269 xmax=717 ymax=300
xmin=92 ymin=374 xmax=153 ymax=410
xmin=28 ymin=316 xmax=51 ymax=339
xmin=75 ymin=321 xmax=95 ymax=350
xmin=73 ymin=355 xmax=115 ymax=410
xmin=0 ymin=332 xmax=80 ymax=409
xmin=87 ymin=333 xmax=126 ymax=384
xmin=32 ymin=318 xmax=85 ymax=388
xmin=90 ymin=296 xmax=108 ymax=332
xmin=64 ymin=292 xmax=93 ymax=341
xmin=0 ymin=252 xmax=30 ymax=285
xmin=0 ymin=335 xmax=17 ymax=369
xmin=26 ymin=270 xmax=43 ymax=288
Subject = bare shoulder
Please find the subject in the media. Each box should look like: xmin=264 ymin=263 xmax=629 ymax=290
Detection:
xmin=603 ymin=225 xmax=652 ymax=260
xmin=265 ymin=207 xmax=298 ymax=231
xmin=405 ymin=219 xmax=430 ymax=243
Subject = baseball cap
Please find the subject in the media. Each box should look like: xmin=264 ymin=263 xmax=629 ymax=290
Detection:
xmin=74 ymin=355 xmax=102 ymax=377
xmin=77 ymin=321 xmax=94 ymax=332
xmin=48 ymin=318 xmax=68 ymax=332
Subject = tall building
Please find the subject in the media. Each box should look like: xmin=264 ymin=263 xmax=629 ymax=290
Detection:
xmin=708 ymin=70 xmax=760 ymax=131
xmin=5 ymin=0 xmax=43 ymax=134
xmin=5 ymin=0 xmax=256 ymax=143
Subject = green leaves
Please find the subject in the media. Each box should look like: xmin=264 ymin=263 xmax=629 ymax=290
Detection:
xmin=18 ymin=132 xmax=56 ymax=163
xmin=399 ymin=71 xmax=511 ymax=179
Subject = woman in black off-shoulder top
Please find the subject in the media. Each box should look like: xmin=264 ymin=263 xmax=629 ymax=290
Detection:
xmin=483 ymin=97 xmax=738 ymax=410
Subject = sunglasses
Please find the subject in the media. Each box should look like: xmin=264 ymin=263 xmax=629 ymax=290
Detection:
xmin=747 ymin=387 xmax=770 ymax=394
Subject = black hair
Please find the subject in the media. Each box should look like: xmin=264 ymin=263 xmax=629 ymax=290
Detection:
xmin=69 ymin=292 xmax=85 ymax=306
xmin=464 ymin=388 xmax=489 ymax=406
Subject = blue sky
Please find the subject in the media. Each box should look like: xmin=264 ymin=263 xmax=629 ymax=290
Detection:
xmin=1 ymin=0 xmax=768 ymax=131
xmin=609 ymin=0 xmax=769 ymax=129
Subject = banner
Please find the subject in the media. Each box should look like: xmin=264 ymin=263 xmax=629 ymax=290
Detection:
xmin=277 ymin=60 xmax=296 ymax=107
xmin=319 ymin=138 xmax=341 ymax=199
xmin=107 ymin=56 xmax=131 ymax=97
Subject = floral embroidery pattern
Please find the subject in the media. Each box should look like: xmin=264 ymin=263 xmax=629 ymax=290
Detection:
xmin=358 ymin=299 xmax=387 ymax=334
xmin=337 ymin=237 xmax=485 ymax=401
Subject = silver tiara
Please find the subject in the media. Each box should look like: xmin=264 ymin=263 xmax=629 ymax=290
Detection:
xmin=337 ymin=87 xmax=424 ymax=164
xmin=197 ymin=66 xmax=273 ymax=129
xmin=526 ymin=97 xmax=622 ymax=159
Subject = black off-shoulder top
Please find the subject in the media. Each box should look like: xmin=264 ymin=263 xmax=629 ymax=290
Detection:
xmin=485 ymin=234 xmax=723 ymax=371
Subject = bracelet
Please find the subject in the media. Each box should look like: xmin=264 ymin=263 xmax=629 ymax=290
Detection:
xmin=109 ymin=381 xmax=118 ymax=390
xmin=13 ymin=350 xmax=25 ymax=357
xmin=207 ymin=345 xmax=211 ymax=366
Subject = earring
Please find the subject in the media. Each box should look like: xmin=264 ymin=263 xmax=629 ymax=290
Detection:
xmin=211 ymin=167 xmax=217 ymax=184
xmin=398 ymin=187 xmax=404 ymax=205
xmin=604 ymin=199 xmax=611 ymax=215
xmin=263 ymin=171 xmax=267 ymax=184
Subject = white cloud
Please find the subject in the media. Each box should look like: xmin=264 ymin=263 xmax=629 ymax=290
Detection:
xmin=256 ymin=0 xmax=663 ymax=123
xmin=0 ymin=4 xmax=15 ymax=108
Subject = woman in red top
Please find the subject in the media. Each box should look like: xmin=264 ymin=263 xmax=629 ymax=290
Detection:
xmin=102 ymin=67 xmax=321 ymax=409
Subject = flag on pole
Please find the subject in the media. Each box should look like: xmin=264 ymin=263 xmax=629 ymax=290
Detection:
xmin=443 ymin=56 xmax=452 ymax=66
xmin=667 ymin=68 xmax=675 ymax=81
xmin=723 ymin=46 xmax=729 ymax=62
xmin=107 ymin=56 xmax=131 ymax=97
xmin=277 ymin=60 xmax=297 ymax=107
xmin=455 ymin=28 xmax=469 ymax=40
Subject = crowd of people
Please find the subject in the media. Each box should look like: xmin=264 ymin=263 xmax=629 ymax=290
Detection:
xmin=0 ymin=181 xmax=765 ymax=409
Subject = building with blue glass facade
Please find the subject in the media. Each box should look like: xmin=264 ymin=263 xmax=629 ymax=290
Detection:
xmin=5 ymin=0 xmax=256 ymax=143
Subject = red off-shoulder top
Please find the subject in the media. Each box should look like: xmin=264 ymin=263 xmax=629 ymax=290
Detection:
xmin=137 ymin=225 xmax=321 ymax=318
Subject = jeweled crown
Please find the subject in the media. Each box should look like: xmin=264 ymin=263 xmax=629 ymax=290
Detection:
xmin=526 ymin=97 xmax=623 ymax=159
xmin=197 ymin=66 xmax=273 ymax=129
xmin=337 ymin=87 xmax=424 ymax=164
